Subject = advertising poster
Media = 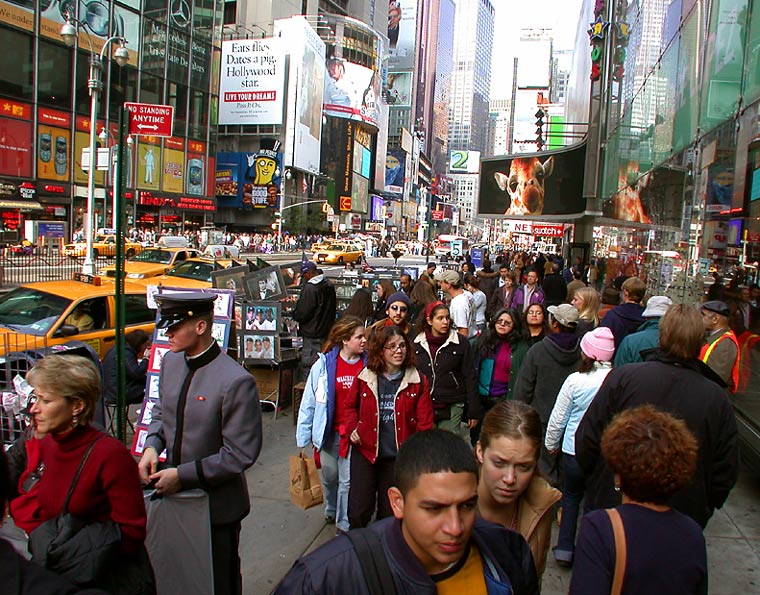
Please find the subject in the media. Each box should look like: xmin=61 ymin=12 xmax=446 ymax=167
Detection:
xmin=215 ymin=153 xmax=242 ymax=204
xmin=186 ymin=154 xmax=205 ymax=196
xmin=323 ymin=59 xmax=381 ymax=128
xmin=478 ymin=143 xmax=586 ymax=217
xmin=387 ymin=0 xmax=417 ymax=71
xmin=276 ymin=16 xmax=325 ymax=174
xmin=385 ymin=71 xmax=412 ymax=107
xmin=0 ymin=116 xmax=32 ymax=178
xmin=136 ymin=142 xmax=161 ymax=190
xmin=37 ymin=125 xmax=70 ymax=181
xmin=218 ymin=37 xmax=286 ymax=125
xmin=601 ymin=166 xmax=686 ymax=227
xmin=385 ymin=148 xmax=406 ymax=194
xmin=162 ymin=147 xmax=185 ymax=193
xmin=352 ymin=174 xmax=369 ymax=214
xmin=449 ymin=150 xmax=481 ymax=174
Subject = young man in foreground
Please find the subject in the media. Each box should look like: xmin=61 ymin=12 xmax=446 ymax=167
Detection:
xmin=274 ymin=429 xmax=538 ymax=594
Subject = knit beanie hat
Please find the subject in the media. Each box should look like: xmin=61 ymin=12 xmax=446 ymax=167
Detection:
xmin=386 ymin=291 xmax=411 ymax=309
xmin=580 ymin=327 xmax=615 ymax=362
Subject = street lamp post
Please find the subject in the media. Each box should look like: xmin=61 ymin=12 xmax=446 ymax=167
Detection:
xmin=60 ymin=17 xmax=129 ymax=275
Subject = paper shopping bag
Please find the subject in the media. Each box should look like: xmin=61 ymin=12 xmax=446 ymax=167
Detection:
xmin=289 ymin=452 xmax=324 ymax=510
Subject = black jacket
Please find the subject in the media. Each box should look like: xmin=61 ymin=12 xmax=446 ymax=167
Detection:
xmin=0 ymin=538 xmax=107 ymax=595
xmin=293 ymin=274 xmax=337 ymax=339
xmin=102 ymin=344 xmax=149 ymax=405
xmin=575 ymin=352 xmax=739 ymax=528
xmin=273 ymin=517 xmax=539 ymax=595
xmin=540 ymin=274 xmax=567 ymax=307
xmin=476 ymin=269 xmax=500 ymax=302
xmin=413 ymin=330 xmax=479 ymax=419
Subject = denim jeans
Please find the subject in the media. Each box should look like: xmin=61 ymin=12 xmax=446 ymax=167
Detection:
xmin=300 ymin=337 xmax=324 ymax=383
xmin=320 ymin=430 xmax=350 ymax=532
xmin=554 ymin=453 xmax=586 ymax=562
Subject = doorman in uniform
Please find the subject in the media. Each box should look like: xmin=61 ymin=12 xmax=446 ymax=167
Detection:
xmin=138 ymin=292 xmax=262 ymax=595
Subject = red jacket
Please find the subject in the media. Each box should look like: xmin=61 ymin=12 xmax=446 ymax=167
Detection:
xmin=344 ymin=367 xmax=434 ymax=464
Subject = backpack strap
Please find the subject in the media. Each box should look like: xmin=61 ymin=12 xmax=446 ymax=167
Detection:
xmin=606 ymin=508 xmax=627 ymax=595
xmin=346 ymin=528 xmax=398 ymax=595
xmin=61 ymin=435 xmax=103 ymax=514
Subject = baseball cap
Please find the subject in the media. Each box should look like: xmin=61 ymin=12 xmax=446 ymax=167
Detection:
xmin=434 ymin=270 xmax=461 ymax=285
xmin=642 ymin=295 xmax=672 ymax=318
xmin=547 ymin=304 xmax=579 ymax=327
xmin=702 ymin=300 xmax=730 ymax=317
xmin=301 ymin=261 xmax=317 ymax=274
xmin=155 ymin=292 xmax=215 ymax=329
xmin=580 ymin=327 xmax=615 ymax=361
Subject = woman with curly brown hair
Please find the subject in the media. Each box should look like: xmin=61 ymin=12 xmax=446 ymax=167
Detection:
xmin=570 ymin=405 xmax=707 ymax=595
xmin=343 ymin=325 xmax=433 ymax=528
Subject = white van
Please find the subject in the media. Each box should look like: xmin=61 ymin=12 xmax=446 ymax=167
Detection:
xmin=157 ymin=236 xmax=190 ymax=248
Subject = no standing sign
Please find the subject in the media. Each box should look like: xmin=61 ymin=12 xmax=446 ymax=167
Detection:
xmin=124 ymin=102 xmax=174 ymax=137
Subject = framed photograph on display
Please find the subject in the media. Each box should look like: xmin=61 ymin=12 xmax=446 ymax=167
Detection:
xmin=146 ymin=373 xmax=160 ymax=401
xmin=139 ymin=399 xmax=158 ymax=427
xmin=243 ymin=266 xmax=287 ymax=301
xmin=282 ymin=316 xmax=299 ymax=335
xmin=148 ymin=345 xmax=170 ymax=372
xmin=209 ymin=289 xmax=234 ymax=319
xmin=210 ymin=265 xmax=249 ymax=296
xmin=211 ymin=320 xmax=231 ymax=350
xmin=240 ymin=332 xmax=279 ymax=363
xmin=278 ymin=262 xmax=302 ymax=289
xmin=243 ymin=302 xmax=280 ymax=331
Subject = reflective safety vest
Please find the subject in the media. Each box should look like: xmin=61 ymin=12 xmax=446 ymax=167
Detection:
xmin=699 ymin=329 xmax=740 ymax=392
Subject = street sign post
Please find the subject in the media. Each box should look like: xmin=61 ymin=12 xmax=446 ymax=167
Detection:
xmin=124 ymin=102 xmax=174 ymax=137
xmin=451 ymin=240 xmax=463 ymax=257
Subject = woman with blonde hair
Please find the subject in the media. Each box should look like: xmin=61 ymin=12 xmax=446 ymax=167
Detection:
xmin=476 ymin=400 xmax=561 ymax=582
xmin=297 ymin=316 xmax=367 ymax=534
xmin=572 ymin=286 xmax=600 ymax=337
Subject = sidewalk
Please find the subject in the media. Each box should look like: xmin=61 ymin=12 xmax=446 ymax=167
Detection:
xmin=242 ymin=410 xmax=760 ymax=595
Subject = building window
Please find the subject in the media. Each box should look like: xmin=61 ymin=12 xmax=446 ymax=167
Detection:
xmin=168 ymin=82 xmax=188 ymax=136
xmin=37 ymin=39 xmax=72 ymax=109
xmin=0 ymin=27 xmax=33 ymax=101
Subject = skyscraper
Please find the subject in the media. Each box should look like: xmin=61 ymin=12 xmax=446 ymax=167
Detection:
xmin=448 ymin=0 xmax=495 ymax=154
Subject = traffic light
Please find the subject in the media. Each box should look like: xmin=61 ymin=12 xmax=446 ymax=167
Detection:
xmin=535 ymin=109 xmax=546 ymax=150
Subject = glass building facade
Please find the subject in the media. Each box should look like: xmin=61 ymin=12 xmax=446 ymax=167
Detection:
xmin=0 ymin=0 xmax=222 ymax=240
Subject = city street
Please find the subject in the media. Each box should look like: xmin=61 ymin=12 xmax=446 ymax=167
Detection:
xmin=242 ymin=410 xmax=760 ymax=595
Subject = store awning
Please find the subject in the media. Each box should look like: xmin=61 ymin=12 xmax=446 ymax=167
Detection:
xmin=0 ymin=200 xmax=43 ymax=209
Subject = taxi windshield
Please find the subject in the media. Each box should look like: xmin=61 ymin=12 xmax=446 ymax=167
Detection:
xmin=326 ymin=244 xmax=347 ymax=251
xmin=0 ymin=287 xmax=72 ymax=335
xmin=94 ymin=235 xmax=114 ymax=244
xmin=130 ymin=249 xmax=172 ymax=264
xmin=166 ymin=261 xmax=214 ymax=281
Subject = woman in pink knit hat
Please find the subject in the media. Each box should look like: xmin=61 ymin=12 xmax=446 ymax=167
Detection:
xmin=544 ymin=326 xmax=616 ymax=567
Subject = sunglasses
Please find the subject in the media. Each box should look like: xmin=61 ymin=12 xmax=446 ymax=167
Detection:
xmin=389 ymin=305 xmax=408 ymax=312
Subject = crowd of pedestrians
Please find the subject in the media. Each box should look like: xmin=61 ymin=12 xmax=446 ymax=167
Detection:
xmin=0 ymin=246 xmax=747 ymax=594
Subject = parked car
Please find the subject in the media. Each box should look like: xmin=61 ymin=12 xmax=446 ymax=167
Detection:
xmin=0 ymin=275 xmax=155 ymax=357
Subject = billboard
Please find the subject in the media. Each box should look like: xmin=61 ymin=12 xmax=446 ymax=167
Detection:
xmin=385 ymin=72 xmax=412 ymax=107
xmin=218 ymin=38 xmax=286 ymax=125
xmin=450 ymin=150 xmax=480 ymax=174
xmin=602 ymin=165 xmax=686 ymax=227
xmin=478 ymin=143 xmax=586 ymax=217
xmin=215 ymin=146 xmax=282 ymax=209
xmin=323 ymin=58 xmax=381 ymax=128
xmin=387 ymin=0 xmax=417 ymax=71
xmin=276 ymin=16 xmax=325 ymax=175
xmin=385 ymin=149 xmax=406 ymax=194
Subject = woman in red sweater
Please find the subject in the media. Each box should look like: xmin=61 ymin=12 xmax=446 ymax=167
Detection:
xmin=10 ymin=354 xmax=149 ymax=591
xmin=344 ymin=325 xmax=433 ymax=528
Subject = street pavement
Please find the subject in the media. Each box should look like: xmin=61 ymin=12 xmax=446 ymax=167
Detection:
xmin=242 ymin=407 xmax=760 ymax=595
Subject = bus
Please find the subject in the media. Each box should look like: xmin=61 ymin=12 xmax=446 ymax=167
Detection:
xmin=434 ymin=234 xmax=470 ymax=257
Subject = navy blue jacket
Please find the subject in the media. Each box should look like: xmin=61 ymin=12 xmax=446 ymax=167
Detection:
xmin=273 ymin=517 xmax=538 ymax=595
xmin=599 ymin=302 xmax=645 ymax=349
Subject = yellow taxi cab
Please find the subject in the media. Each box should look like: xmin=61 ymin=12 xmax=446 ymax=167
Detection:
xmin=309 ymin=241 xmax=331 ymax=253
xmin=99 ymin=247 xmax=202 ymax=280
xmin=63 ymin=233 xmax=144 ymax=258
xmin=313 ymin=242 xmax=363 ymax=264
xmin=130 ymin=257 xmax=236 ymax=290
xmin=0 ymin=274 xmax=155 ymax=358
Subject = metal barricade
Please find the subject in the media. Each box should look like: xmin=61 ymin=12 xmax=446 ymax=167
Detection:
xmin=0 ymin=350 xmax=36 ymax=449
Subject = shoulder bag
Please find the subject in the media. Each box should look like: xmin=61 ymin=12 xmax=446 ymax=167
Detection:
xmin=606 ymin=508 xmax=627 ymax=595
xmin=29 ymin=436 xmax=122 ymax=586
xmin=346 ymin=528 xmax=398 ymax=595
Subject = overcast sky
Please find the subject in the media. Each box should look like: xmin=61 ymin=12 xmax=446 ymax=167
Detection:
xmin=490 ymin=0 xmax=585 ymax=99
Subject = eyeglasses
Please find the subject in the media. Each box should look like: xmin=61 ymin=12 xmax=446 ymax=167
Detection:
xmin=389 ymin=305 xmax=408 ymax=312
xmin=384 ymin=343 xmax=407 ymax=353
xmin=495 ymin=319 xmax=514 ymax=327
